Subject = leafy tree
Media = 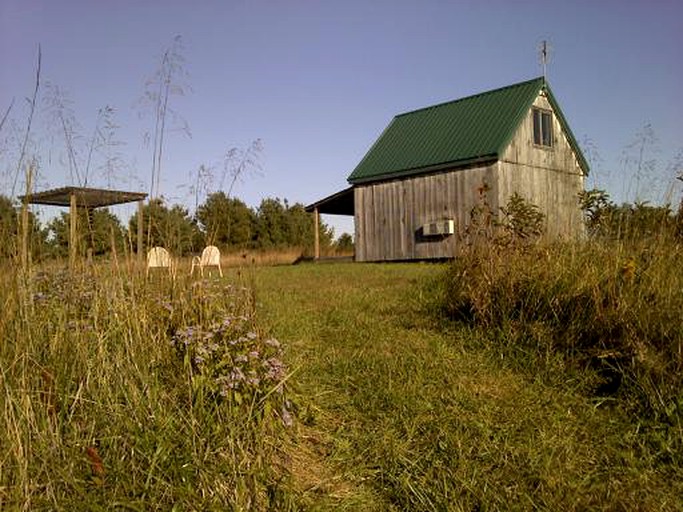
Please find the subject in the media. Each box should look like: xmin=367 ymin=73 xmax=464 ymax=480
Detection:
xmin=47 ymin=208 xmax=125 ymax=257
xmin=254 ymin=198 xmax=333 ymax=251
xmin=194 ymin=194 xmax=335 ymax=253
xmin=255 ymin=198 xmax=288 ymax=248
xmin=0 ymin=194 xmax=47 ymax=260
xmin=335 ymin=233 xmax=354 ymax=253
xmin=284 ymin=203 xmax=317 ymax=248
xmin=130 ymin=198 xmax=200 ymax=256
xmin=0 ymin=195 xmax=18 ymax=258
xmin=89 ymin=209 xmax=125 ymax=255
xmin=46 ymin=213 xmax=74 ymax=257
xmin=579 ymin=188 xmax=678 ymax=240
xmin=195 ymin=191 xmax=255 ymax=248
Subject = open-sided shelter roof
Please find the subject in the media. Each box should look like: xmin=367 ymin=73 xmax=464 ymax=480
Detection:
xmin=305 ymin=187 xmax=354 ymax=215
xmin=21 ymin=186 xmax=148 ymax=208
xmin=347 ymin=77 xmax=588 ymax=185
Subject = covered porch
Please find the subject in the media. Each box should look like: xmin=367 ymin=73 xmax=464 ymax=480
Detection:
xmin=305 ymin=186 xmax=354 ymax=260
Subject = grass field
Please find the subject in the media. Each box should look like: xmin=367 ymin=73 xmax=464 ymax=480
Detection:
xmin=256 ymin=260 xmax=682 ymax=511
xmin=1 ymin=254 xmax=682 ymax=510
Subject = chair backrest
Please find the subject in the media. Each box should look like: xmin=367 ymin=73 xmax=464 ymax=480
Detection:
xmin=147 ymin=247 xmax=171 ymax=268
xmin=201 ymin=245 xmax=221 ymax=266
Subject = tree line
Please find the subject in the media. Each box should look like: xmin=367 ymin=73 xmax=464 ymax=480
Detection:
xmin=579 ymin=188 xmax=683 ymax=241
xmin=0 ymin=192 xmax=352 ymax=261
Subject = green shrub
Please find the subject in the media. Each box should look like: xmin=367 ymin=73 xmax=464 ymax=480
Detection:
xmin=442 ymin=241 xmax=683 ymax=419
xmin=579 ymin=188 xmax=680 ymax=241
xmin=462 ymin=187 xmax=546 ymax=253
xmin=497 ymin=192 xmax=546 ymax=245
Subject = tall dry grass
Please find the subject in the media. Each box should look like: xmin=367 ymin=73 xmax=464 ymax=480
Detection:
xmin=442 ymin=237 xmax=683 ymax=425
xmin=168 ymin=246 xmax=354 ymax=275
xmin=0 ymin=263 xmax=294 ymax=510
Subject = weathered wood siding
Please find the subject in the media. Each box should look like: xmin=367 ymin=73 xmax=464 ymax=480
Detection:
xmin=354 ymin=91 xmax=585 ymax=261
xmin=354 ymin=163 xmax=497 ymax=262
xmin=497 ymin=92 xmax=585 ymax=238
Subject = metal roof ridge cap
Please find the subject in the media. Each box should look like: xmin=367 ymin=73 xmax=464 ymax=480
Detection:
xmin=393 ymin=76 xmax=545 ymax=119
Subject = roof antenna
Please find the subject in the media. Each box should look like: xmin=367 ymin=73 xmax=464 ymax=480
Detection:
xmin=538 ymin=40 xmax=551 ymax=81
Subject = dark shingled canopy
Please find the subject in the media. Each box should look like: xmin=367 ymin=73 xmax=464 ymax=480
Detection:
xmin=19 ymin=186 xmax=148 ymax=268
xmin=21 ymin=186 xmax=148 ymax=208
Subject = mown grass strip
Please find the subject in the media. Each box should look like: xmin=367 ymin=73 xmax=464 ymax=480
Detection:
xmin=256 ymin=261 xmax=683 ymax=511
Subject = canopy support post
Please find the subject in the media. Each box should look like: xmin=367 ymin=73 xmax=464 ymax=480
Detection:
xmin=314 ymin=207 xmax=320 ymax=260
xmin=137 ymin=199 xmax=144 ymax=265
xmin=69 ymin=192 xmax=77 ymax=270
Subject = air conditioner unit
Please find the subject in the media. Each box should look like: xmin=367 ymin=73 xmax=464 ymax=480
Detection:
xmin=422 ymin=219 xmax=455 ymax=236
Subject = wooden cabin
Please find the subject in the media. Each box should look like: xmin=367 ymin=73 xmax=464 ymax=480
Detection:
xmin=308 ymin=77 xmax=588 ymax=262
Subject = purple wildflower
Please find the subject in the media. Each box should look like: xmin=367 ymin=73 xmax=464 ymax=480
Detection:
xmin=229 ymin=366 xmax=246 ymax=384
xmin=263 ymin=357 xmax=286 ymax=381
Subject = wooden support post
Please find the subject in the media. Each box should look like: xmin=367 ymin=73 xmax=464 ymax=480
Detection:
xmin=137 ymin=199 xmax=144 ymax=265
xmin=69 ymin=193 xmax=77 ymax=270
xmin=314 ymin=207 xmax=320 ymax=260
xmin=20 ymin=164 xmax=33 ymax=273
xmin=20 ymin=199 xmax=29 ymax=272
xmin=86 ymin=207 xmax=94 ymax=265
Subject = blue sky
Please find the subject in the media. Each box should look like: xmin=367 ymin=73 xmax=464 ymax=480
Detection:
xmin=1 ymin=0 xmax=681 ymax=237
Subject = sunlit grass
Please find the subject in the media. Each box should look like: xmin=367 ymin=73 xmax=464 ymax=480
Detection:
xmin=256 ymin=260 xmax=683 ymax=510
xmin=166 ymin=246 xmax=354 ymax=274
xmin=3 ymin=244 xmax=682 ymax=510
xmin=0 ymin=264 xmax=293 ymax=510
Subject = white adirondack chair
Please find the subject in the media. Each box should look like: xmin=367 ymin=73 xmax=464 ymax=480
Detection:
xmin=191 ymin=245 xmax=223 ymax=277
xmin=146 ymin=246 xmax=173 ymax=277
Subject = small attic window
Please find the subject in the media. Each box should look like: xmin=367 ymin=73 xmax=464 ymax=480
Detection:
xmin=533 ymin=108 xmax=553 ymax=147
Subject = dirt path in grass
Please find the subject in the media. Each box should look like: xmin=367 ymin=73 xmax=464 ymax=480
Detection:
xmin=255 ymin=262 xmax=444 ymax=509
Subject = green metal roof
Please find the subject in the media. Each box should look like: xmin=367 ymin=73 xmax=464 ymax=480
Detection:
xmin=348 ymin=77 xmax=588 ymax=184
